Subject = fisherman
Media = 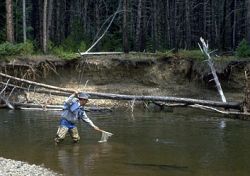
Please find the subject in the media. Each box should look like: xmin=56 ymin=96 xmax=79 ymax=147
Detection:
xmin=54 ymin=91 xmax=102 ymax=144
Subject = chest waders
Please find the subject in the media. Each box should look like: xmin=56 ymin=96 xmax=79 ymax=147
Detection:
xmin=54 ymin=99 xmax=81 ymax=144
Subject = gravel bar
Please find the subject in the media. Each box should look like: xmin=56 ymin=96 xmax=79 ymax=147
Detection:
xmin=0 ymin=157 xmax=61 ymax=176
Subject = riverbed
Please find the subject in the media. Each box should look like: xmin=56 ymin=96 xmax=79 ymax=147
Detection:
xmin=0 ymin=108 xmax=250 ymax=176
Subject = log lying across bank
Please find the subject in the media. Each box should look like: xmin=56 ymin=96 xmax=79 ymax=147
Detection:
xmin=12 ymin=102 xmax=112 ymax=112
xmin=0 ymin=72 xmax=242 ymax=110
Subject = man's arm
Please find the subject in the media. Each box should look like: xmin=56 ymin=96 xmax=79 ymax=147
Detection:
xmin=80 ymin=111 xmax=103 ymax=132
xmin=64 ymin=91 xmax=78 ymax=104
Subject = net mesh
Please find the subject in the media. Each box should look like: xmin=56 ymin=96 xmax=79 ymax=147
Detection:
xmin=98 ymin=131 xmax=113 ymax=143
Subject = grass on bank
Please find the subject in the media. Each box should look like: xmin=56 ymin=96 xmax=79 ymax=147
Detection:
xmin=0 ymin=39 xmax=250 ymax=61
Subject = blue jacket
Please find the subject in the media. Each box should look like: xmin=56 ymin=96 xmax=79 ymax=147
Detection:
xmin=60 ymin=94 xmax=97 ymax=129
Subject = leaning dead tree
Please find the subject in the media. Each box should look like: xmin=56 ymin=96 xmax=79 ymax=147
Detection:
xmin=79 ymin=1 xmax=123 ymax=56
xmin=198 ymin=37 xmax=227 ymax=102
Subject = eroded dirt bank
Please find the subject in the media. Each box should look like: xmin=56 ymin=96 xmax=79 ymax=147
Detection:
xmin=0 ymin=54 xmax=250 ymax=107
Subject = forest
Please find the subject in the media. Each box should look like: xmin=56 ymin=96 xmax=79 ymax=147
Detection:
xmin=1 ymin=0 xmax=250 ymax=55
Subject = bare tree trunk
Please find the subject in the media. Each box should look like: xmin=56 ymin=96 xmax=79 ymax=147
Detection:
xmin=95 ymin=0 xmax=100 ymax=51
xmin=22 ymin=0 xmax=26 ymax=42
xmin=55 ymin=0 xmax=61 ymax=44
xmin=140 ymin=0 xmax=147 ymax=51
xmin=203 ymin=0 xmax=207 ymax=39
xmin=165 ymin=0 xmax=171 ymax=48
xmin=152 ymin=0 xmax=158 ymax=52
xmin=173 ymin=0 xmax=178 ymax=50
xmin=185 ymin=0 xmax=191 ymax=49
xmin=123 ymin=0 xmax=129 ymax=53
xmin=135 ymin=0 xmax=142 ymax=51
xmin=83 ymin=0 xmax=88 ymax=33
xmin=6 ymin=0 xmax=14 ymax=43
xmin=211 ymin=1 xmax=219 ymax=48
xmin=247 ymin=0 xmax=250 ymax=44
xmin=232 ymin=0 xmax=237 ymax=49
xmin=64 ymin=0 xmax=71 ymax=37
xmin=221 ymin=0 xmax=227 ymax=50
xmin=42 ymin=0 xmax=48 ymax=53
xmin=39 ymin=0 xmax=43 ymax=48
xmin=47 ymin=0 xmax=53 ymax=42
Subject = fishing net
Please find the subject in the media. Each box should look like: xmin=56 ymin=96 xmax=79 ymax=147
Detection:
xmin=98 ymin=131 xmax=113 ymax=143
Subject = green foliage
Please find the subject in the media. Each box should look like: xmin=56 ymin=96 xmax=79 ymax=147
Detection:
xmin=101 ymin=33 xmax=122 ymax=51
xmin=79 ymin=41 xmax=87 ymax=52
xmin=177 ymin=49 xmax=204 ymax=60
xmin=236 ymin=39 xmax=250 ymax=58
xmin=61 ymin=35 xmax=79 ymax=52
xmin=19 ymin=40 xmax=34 ymax=55
xmin=51 ymin=34 xmax=86 ymax=59
xmin=0 ymin=42 xmax=20 ymax=56
xmin=161 ymin=50 xmax=174 ymax=57
xmin=58 ymin=20 xmax=90 ymax=53
xmin=51 ymin=46 xmax=77 ymax=60
xmin=50 ymin=26 xmax=88 ymax=59
xmin=58 ymin=34 xmax=88 ymax=53
xmin=0 ymin=41 xmax=34 ymax=57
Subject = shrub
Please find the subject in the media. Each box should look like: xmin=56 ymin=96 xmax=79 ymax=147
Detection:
xmin=79 ymin=41 xmax=87 ymax=52
xmin=60 ymin=34 xmax=88 ymax=52
xmin=52 ymin=46 xmax=77 ymax=59
xmin=0 ymin=41 xmax=34 ymax=57
xmin=0 ymin=42 xmax=20 ymax=56
xmin=101 ymin=34 xmax=122 ymax=51
xmin=236 ymin=39 xmax=250 ymax=58
xmin=18 ymin=40 xmax=34 ymax=55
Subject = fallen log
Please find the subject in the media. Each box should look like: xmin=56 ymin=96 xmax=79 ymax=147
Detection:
xmin=188 ymin=104 xmax=250 ymax=120
xmin=79 ymin=52 xmax=123 ymax=56
xmin=89 ymin=93 xmax=241 ymax=109
xmin=0 ymin=72 xmax=74 ymax=93
xmin=151 ymin=102 xmax=250 ymax=119
xmin=0 ymin=72 xmax=242 ymax=110
xmin=1 ymin=82 xmax=71 ymax=97
xmin=12 ymin=102 xmax=112 ymax=112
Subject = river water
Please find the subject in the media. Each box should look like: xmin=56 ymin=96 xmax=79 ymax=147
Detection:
xmin=0 ymin=108 xmax=250 ymax=176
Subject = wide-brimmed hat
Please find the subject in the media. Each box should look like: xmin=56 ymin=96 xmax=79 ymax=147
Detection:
xmin=78 ymin=92 xmax=89 ymax=100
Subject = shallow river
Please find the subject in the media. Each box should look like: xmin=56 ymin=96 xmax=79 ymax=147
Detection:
xmin=0 ymin=108 xmax=250 ymax=176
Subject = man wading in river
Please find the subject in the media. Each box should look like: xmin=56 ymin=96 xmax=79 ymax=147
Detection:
xmin=54 ymin=92 xmax=103 ymax=144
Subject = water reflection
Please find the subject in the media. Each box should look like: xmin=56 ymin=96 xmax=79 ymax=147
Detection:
xmin=1 ymin=109 xmax=250 ymax=176
xmin=56 ymin=143 xmax=112 ymax=176
xmin=219 ymin=120 xmax=226 ymax=129
xmin=57 ymin=145 xmax=81 ymax=176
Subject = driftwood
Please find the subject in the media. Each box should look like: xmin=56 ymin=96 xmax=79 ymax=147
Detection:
xmin=198 ymin=37 xmax=226 ymax=102
xmin=0 ymin=81 xmax=71 ymax=97
xmin=0 ymin=72 xmax=74 ymax=93
xmin=12 ymin=102 xmax=112 ymax=112
xmin=0 ymin=72 xmax=242 ymax=110
xmin=79 ymin=52 xmax=123 ymax=56
xmin=151 ymin=102 xmax=250 ymax=120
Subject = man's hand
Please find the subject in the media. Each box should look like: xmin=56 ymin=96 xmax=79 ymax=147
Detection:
xmin=73 ymin=90 xmax=80 ymax=97
xmin=94 ymin=126 xmax=103 ymax=132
